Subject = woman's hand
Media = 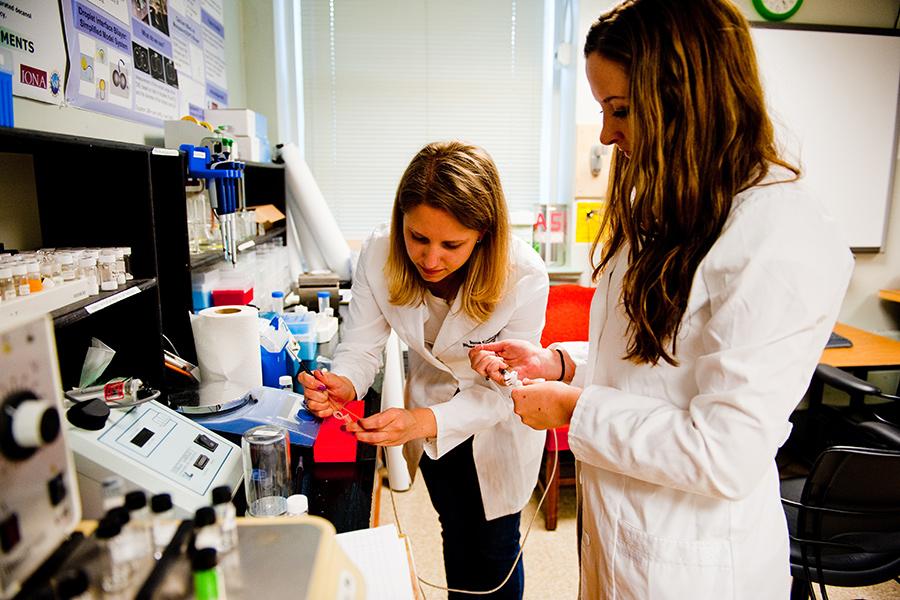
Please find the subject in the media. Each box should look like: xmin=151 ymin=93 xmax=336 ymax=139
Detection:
xmin=297 ymin=369 xmax=357 ymax=418
xmin=347 ymin=407 xmax=437 ymax=447
xmin=511 ymin=381 xmax=581 ymax=430
xmin=469 ymin=339 xmax=558 ymax=384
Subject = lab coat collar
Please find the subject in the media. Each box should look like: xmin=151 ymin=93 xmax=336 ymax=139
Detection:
xmin=431 ymin=291 xmax=481 ymax=359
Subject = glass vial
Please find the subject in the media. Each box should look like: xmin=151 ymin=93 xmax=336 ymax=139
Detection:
xmin=193 ymin=507 xmax=222 ymax=553
xmin=12 ymin=264 xmax=29 ymax=297
xmin=114 ymin=248 xmax=127 ymax=285
xmin=94 ymin=516 xmax=132 ymax=593
xmin=211 ymin=485 xmax=238 ymax=553
xmin=0 ymin=267 xmax=14 ymax=301
xmin=124 ymin=490 xmax=153 ymax=563
xmin=25 ymin=261 xmax=42 ymax=293
xmin=79 ymin=257 xmax=99 ymax=295
xmin=98 ymin=254 xmax=117 ymax=291
xmin=58 ymin=252 xmax=76 ymax=281
xmin=150 ymin=493 xmax=177 ymax=560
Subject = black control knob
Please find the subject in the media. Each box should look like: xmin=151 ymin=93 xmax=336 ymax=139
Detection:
xmin=65 ymin=398 xmax=110 ymax=432
xmin=0 ymin=391 xmax=61 ymax=461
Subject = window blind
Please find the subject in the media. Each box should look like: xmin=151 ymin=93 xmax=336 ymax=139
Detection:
xmin=301 ymin=0 xmax=546 ymax=240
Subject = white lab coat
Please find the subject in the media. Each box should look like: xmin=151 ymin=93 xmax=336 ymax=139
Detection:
xmin=332 ymin=229 xmax=549 ymax=520
xmin=567 ymin=172 xmax=853 ymax=599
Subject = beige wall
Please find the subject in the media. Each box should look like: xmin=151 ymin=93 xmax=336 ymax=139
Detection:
xmin=575 ymin=0 xmax=900 ymax=335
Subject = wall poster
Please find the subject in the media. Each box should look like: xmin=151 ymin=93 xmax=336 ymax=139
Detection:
xmin=0 ymin=1 xmax=67 ymax=105
xmin=60 ymin=0 xmax=228 ymax=126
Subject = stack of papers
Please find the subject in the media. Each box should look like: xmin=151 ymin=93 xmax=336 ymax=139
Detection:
xmin=335 ymin=524 xmax=415 ymax=600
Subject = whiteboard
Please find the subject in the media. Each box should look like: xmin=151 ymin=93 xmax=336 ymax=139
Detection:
xmin=751 ymin=26 xmax=900 ymax=250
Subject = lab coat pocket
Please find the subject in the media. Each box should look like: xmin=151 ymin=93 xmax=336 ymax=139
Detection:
xmin=612 ymin=519 xmax=734 ymax=600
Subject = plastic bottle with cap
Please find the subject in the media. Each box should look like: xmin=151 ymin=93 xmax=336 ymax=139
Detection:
xmin=279 ymin=374 xmax=294 ymax=391
xmin=271 ymin=290 xmax=285 ymax=315
xmin=193 ymin=506 xmax=223 ymax=554
xmin=317 ymin=290 xmax=330 ymax=315
xmin=286 ymin=494 xmax=309 ymax=516
xmin=191 ymin=547 xmax=224 ymax=600
xmin=123 ymin=490 xmax=153 ymax=562
xmin=95 ymin=515 xmax=132 ymax=592
xmin=211 ymin=485 xmax=238 ymax=553
xmin=150 ymin=493 xmax=177 ymax=560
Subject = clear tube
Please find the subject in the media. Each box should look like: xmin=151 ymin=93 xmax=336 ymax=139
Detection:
xmin=0 ymin=267 xmax=15 ymax=301
xmin=12 ymin=264 xmax=29 ymax=296
xmin=98 ymin=255 xmax=117 ymax=291
xmin=79 ymin=257 xmax=99 ymax=295
xmin=151 ymin=494 xmax=177 ymax=560
xmin=58 ymin=252 xmax=76 ymax=281
xmin=317 ymin=290 xmax=330 ymax=314
xmin=25 ymin=261 xmax=42 ymax=293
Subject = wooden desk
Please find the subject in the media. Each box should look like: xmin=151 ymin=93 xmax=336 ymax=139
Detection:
xmin=820 ymin=322 xmax=900 ymax=370
xmin=878 ymin=289 xmax=900 ymax=304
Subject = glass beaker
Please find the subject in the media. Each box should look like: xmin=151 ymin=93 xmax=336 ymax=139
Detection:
xmin=241 ymin=425 xmax=291 ymax=517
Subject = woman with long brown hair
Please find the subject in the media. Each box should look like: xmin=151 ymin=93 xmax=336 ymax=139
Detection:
xmin=470 ymin=0 xmax=853 ymax=597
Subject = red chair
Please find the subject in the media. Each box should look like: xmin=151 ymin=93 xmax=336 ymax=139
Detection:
xmin=538 ymin=284 xmax=594 ymax=530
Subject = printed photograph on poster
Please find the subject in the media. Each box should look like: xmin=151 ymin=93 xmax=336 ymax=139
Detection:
xmin=60 ymin=0 xmax=226 ymax=126
xmin=0 ymin=1 xmax=67 ymax=105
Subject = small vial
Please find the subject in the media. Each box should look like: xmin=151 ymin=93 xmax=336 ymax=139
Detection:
xmin=114 ymin=248 xmax=127 ymax=285
xmin=46 ymin=256 xmax=63 ymax=284
xmin=12 ymin=264 xmax=29 ymax=297
xmin=317 ymin=290 xmax=330 ymax=315
xmin=150 ymin=493 xmax=177 ymax=560
xmin=191 ymin=548 xmax=224 ymax=600
xmin=0 ymin=267 xmax=15 ymax=301
xmin=25 ymin=261 xmax=42 ymax=293
xmin=271 ymin=290 xmax=285 ymax=315
xmin=124 ymin=491 xmax=153 ymax=562
xmin=101 ymin=476 xmax=125 ymax=511
xmin=94 ymin=516 xmax=132 ymax=593
xmin=39 ymin=263 xmax=56 ymax=289
xmin=58 ymin=252 xmax=76 ymax=281
xmin=79 ymin=257 xmax=99 ymax=295
xmin=193 ymin=506 xmax=222 ymax=553
xmin=211 ymin=485 xmax=238 ymax=553
xmin=279 ymin=375 xmax=293 ymax=391
xmin=97 ymin=254 xmax=117 ymax=291
xmin=121 ymin=247 xmax=133 ymax=280
xmin=286 ymin=494 xmax=309 ymax=516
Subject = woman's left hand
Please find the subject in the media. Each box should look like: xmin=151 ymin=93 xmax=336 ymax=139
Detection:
xmin=511 ymin=381 xmax=581 ymax=430
xmin=347 ymin=407 xmax=437 ymax=446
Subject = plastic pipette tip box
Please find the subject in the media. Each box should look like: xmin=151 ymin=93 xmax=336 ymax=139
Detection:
xmin=312 ymin=400 xmax=364 ymax=463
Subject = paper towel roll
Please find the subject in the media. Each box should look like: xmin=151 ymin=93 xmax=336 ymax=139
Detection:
xmin=281 ymin=143 xmax=353 ymax=280
xmin=190 ymin=305 xmax=262 ymax=389
xmin=382 ymin=330 xmax=411 ymax=491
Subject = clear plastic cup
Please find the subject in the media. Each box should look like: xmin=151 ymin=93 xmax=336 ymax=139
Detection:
xmin=241 ymin=425 xmax=291 ymax=517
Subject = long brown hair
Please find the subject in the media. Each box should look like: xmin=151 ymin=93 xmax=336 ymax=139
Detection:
xmin=385 ymin=141 xmax=511 ymax=322
xmin=585 ymin=0 xmax=799 ymax=366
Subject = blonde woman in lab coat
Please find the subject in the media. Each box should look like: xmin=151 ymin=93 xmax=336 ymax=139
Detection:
xmin=299 ymin=141 xmax=548 ymax=599
xmin=469 ymin=1 xmax=853 ymax=598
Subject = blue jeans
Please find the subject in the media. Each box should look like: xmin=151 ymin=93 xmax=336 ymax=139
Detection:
xmin=418 ymin=436 xmax=524 ymax=600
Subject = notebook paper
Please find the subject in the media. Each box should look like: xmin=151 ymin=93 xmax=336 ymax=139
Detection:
xmin=335 ymin=524 xmax=415 ymax=600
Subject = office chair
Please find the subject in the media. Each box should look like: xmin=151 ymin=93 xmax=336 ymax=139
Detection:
xmin=780 ymin=445 xmax=900 ymax=600
xmin=812 ymin=363 xmax=900 ymax=449
xmin=537 ymin=284 xmax=594 ymax=530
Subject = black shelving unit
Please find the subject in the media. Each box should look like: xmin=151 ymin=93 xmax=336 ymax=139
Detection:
xmin=1 ymin=127 xmax=289 ymax=389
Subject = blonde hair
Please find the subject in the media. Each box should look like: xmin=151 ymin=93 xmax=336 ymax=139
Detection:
xmin=585 ymin=0 xmax=799 ymax=366
xmin=385 ymin=141 xmax=511 ymax=322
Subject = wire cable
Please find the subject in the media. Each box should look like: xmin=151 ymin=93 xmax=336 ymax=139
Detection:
xmin=385 ymin=427 xmax=559 ymax=596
